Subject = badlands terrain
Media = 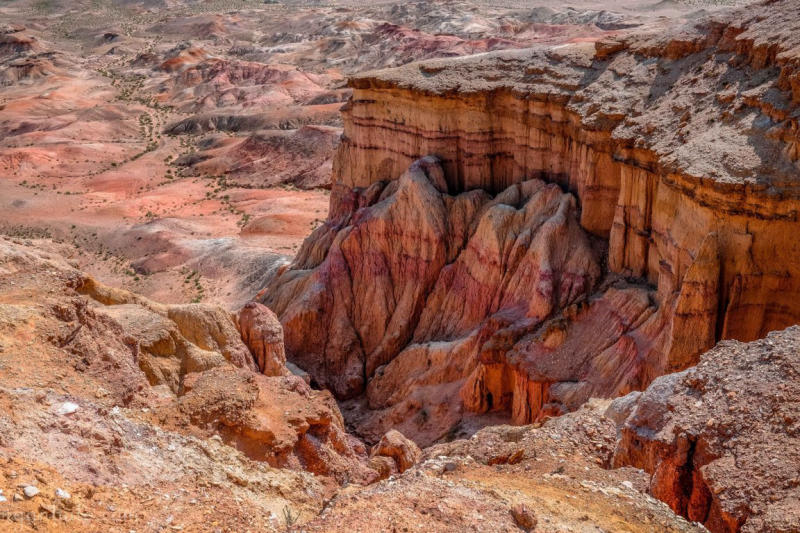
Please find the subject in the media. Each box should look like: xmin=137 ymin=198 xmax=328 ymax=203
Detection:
xmin=2 ymin=0 xmax=800 ymax=532
xmin=0 ymin=0 xmax=652 ymax=308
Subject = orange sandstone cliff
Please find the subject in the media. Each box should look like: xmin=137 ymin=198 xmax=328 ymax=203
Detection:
xmin=263 ymin=0 xmax=800 ymax=448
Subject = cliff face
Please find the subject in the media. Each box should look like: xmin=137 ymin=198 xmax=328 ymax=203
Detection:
xmin=264 ymin=0 xmax=800 ymax=446
xmin=611 ymin=326 xmax=800 ymax=532
xmin=263 ymin=154 xmax=686 ymax=444
xmin=334 ymin=29 xmax=800 ymax=347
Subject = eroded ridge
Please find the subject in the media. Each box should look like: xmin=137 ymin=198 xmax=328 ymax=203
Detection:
xmin=264 ymin=156 xmax=675 ymax=446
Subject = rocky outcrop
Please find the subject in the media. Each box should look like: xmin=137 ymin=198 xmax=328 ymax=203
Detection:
xmin=265 ymin=157 xmax=462 ymax=399
xmin=79 ymin=278 xmax=374 ymax=483
xmin=463 ymin=284 xmax=664 ymax=425
xmin=368 ymin=429 xmax=421 ymax=480
xmin=0 ymin=31 xmax=41 ymax=57
xmin=156 ymin=54 xmax=344 ymax=113
xmin=611 ymin=326 xmax=800 ymax=533
xmin=333 ymin=2 xmax=800 ymax=346
xmin=179 ymin=366 xmax=376 ymax=484
xmin=177 ymin=125 xmax=340 ymax=189
xmin=0 ymin=238 xmax=375 ymax=491
xmin=78 ymin=276 xmax=258 ymax=390
xmin=264 ymin=154 xmax=717 ymax=443
xmin=263 ymin=156 xmax=656 ymax=443
xmin=263 ymin=0 xmax=800 ymax=442
xmin=302 ymin=327 xmax=800 ymax=533
xmin=238 ymin=301 xmax=287 ymax=377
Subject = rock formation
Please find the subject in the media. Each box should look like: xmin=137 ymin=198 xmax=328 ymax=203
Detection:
xmin=238 ymin=301 xmax=287 ymax=377
xmin=264 ymin=155 xmax=653 ymax=443
xmin=263 ymin=0 xmax=800 ymax=448
xmin=301 ymin=326 xmax=800 ymax=533
xmin=178 ymin=125 xmax=342 ymax=190
xmin=611 ymin=326 xmax=800 ymax=532
xmin=0 ymin=237 xmax=377 ymax=517
xmin=368 ymin=429 xmax=421 ymax=480
xmin=0 ymin=29 xmax=41 ymax=57
xmin=78 ymin=275 xmax=258 ymax=387
xmin=178 ymin=365 xmax=376 ymax=485
xmin=302 ymin=399 xmax=705 ymax=533
xmin=332 ymin=6 xmax=800 ymax=349
xmin=3 ymin=0 xmax=800 ymax=531
xmin=82 ymin=272 xmax=375 ymax=485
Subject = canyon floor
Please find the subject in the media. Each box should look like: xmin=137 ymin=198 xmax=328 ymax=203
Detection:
xmin=2 ymin=0 xmax=799 ymax=532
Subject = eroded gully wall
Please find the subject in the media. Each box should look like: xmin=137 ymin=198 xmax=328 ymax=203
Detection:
xmin=333 ymin=84 xmax=800 ymax=361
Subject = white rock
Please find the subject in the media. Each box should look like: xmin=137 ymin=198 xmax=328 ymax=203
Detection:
xmin=55 ymin=402 xmax=79 ymax=416
xmin=23 ymin=486 xmax=39 ymax=498
xmin=0 ymin=495 xmax=6 ymax=503
xmin=621 ymin=480 xmax=635 ymax=490
xmin=55 ymin=488 xmax=71 ymax=500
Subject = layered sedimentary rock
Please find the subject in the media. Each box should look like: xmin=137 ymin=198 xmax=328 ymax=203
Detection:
xmin=463 ymin=285 xmax=665 ymax=425
xmin=303 ymin=328 xmax=800 ymax=533
xmin=264 ymin=156 xmax=679 ymax=444
xmin=264 ymin=0 xmax=800 ymax=444
xmin=0 ymin=29 xmax=41 ymax=57
xmin=178 ymin=125 xmax=341 ymax=189
xmin=333 ymin=1 xmax=800 ymax=342
xmin=612 ymin=326 xmax=800 ymax=532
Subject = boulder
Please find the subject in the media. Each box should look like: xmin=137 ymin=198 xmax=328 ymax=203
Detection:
xmin=369 ymin=429 xmax=421 ymax=479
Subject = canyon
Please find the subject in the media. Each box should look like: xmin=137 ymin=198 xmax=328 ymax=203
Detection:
xmin=265 ymin=0 xmax=800 ymax=446
xmin=1 ymin=0 xmax=799 ymax=532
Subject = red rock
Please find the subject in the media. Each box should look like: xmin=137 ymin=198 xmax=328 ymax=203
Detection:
xmin=180 ymin=366 xmax=376 ymax=485
xmin=183 ymin=125 xmax=341 ymax=190
xmin=462 ymin=286 xmax=661 ymax=424
xmin=266 ymin=1 xmax=800 ymax=444
xmin=369 ymin=429 xmax=421 ymax=479
xmin=0 ymin=32 xmax=41 ymax=57
xmin=264 ymin=157 xmax=467 ymax=399
xmin=239 ymin=302 xmax=287 ymax=377
xmin=612 ymin=327 xmax=800 ymax=532
xmin=264 ymin=157 xmax=614 ymax=444
xmin=334 ymin=8 xmax=800 ymax=357
xmin=510 ymin=503 xmax=537 ymax=531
